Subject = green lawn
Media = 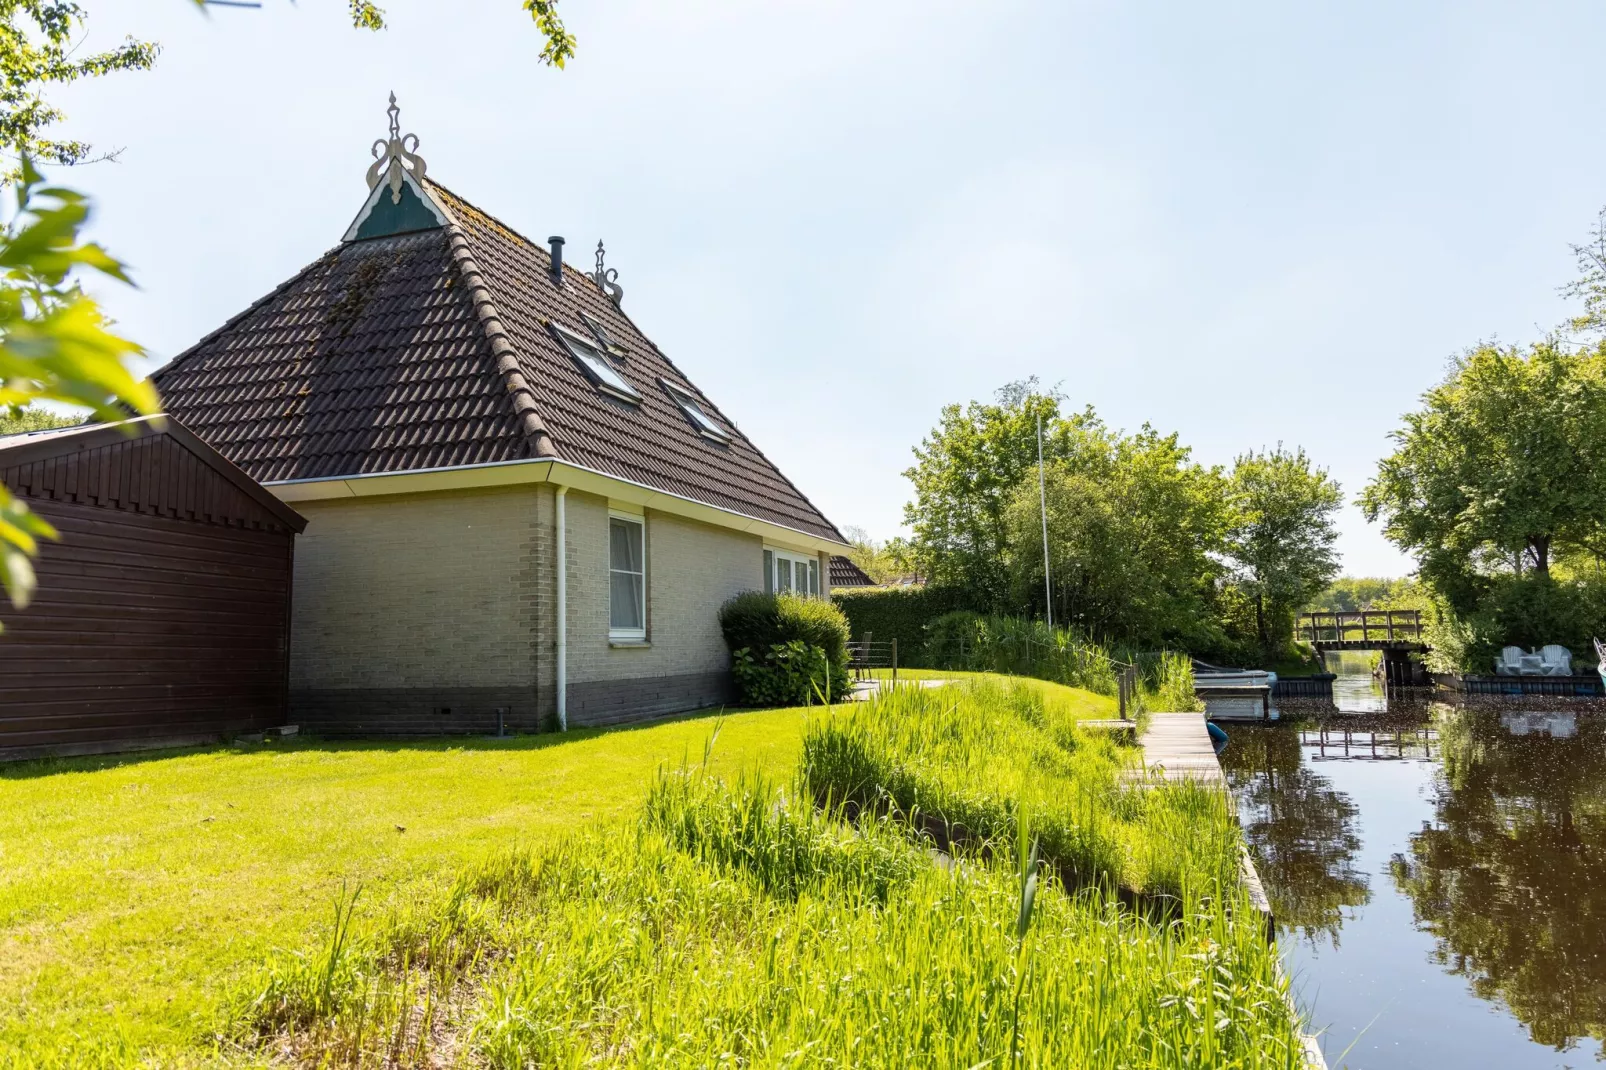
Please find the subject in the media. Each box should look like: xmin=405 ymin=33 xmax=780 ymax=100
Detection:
xmin=0 ymin=680 xmax=1117 ymax=1066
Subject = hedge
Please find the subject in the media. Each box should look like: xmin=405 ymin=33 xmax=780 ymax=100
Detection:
xmin=830 ymin=585 xmax=981 ymax=667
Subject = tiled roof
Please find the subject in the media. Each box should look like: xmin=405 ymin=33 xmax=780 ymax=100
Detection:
xmin=152 ymin=180 xmax=844 ymax=544
xmin=829 ymin=555 xmax=876 ymax=587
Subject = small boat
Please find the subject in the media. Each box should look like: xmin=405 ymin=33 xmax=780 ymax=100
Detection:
xmin=1595 ymin=637 xmax=1606 ymax=690
xmin=1207 ymin=720 xmax=1230 ymax=754
xmin=1192 ymin=660 xmax=1275 ymax=720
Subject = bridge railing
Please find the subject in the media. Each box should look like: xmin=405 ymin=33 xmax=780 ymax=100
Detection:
xmin=1298 ymin=609 xmax=1423 ymax=644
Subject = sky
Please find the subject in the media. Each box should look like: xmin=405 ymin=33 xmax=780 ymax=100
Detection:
xmin=43 ymin=0 xmax=1606 ymax=577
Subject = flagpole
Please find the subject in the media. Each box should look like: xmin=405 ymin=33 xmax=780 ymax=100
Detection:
xmin=1037 ymin=409 xmax=1053 ymax=629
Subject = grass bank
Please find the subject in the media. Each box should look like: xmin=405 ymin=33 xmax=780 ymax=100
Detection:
xmin=0 ymin=679 xmax=1120 ymax=1066
xmin=230 ymin=681 xmax=1303 ymax=1067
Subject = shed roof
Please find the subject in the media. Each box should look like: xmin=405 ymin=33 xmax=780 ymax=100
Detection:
xmin=151 ymin=164 xmax=845 ymax=544
xmin=0 ymin=415 xmax=308 ymax=533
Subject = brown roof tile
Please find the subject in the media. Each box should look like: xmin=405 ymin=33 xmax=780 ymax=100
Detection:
xmin=152 ymin=181 xmax=844 ymax=544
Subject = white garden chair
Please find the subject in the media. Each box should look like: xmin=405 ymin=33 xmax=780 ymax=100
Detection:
xmin=1539 ymin=644 xmax=1573 ymax=676
xmin=1494 ymin=646 xmax=1526 ymax=676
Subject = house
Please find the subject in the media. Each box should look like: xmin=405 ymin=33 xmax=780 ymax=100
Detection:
xmin=829 ymin=555 xmax=876 ymax=588
xmin=0 ymin=417 xmax=306 ymax=760
xmin=151 ymin=97 xmax=847 ymax=734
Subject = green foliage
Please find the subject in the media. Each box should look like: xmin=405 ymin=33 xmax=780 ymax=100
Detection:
xmin=839 ymin=524 xmax=916 ymax=584
xmin=730 ymin=640 xmax=839 ymax=707
xmin=339 ymin=0 xmax=575 ymax=66
xmin=1306 ymin=575 xmax=1423 ymax=613
xmin=0 ymin=402 xmax=72 ymax=434
xmin=719 ymin=591 xmax=851 ymax=704
xmin=1362 ymin=338 xmax=1606 ymax=595
xmin=0 ymin=160 xmax=153 ymax=615
xmin=1003 ymin=426 xmax=1230 ymax=647
xmin=0 ymin=2 xmax=157 ymax=173
xmin=1225 ymin=446 xmax=1343 ymax=657
xmin=832 ymin=584 xmax=979 ymax=664
xmin=901 ymin=378 xmax=1074 ymax=606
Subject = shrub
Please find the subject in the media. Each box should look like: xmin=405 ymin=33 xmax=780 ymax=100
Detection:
xmin=719 ymin=591 xmax=851 ymax=704
xmin=831 ymin=585 xmax=980 ymax=665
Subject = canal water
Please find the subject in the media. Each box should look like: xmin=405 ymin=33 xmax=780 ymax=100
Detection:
xmin=1221 ymin=654 xmax=1606 ymax=1068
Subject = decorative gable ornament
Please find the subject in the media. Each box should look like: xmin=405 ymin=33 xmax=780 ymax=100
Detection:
xmin=342 ymin=93 xmax=450 ymax=243
xmin=366 ymin=91 xmax=427 ymax=203
xmin=590 ymin=240 xmax=625 ymax=307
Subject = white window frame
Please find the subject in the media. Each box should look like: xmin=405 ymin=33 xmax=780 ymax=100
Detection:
xmin=553 ymin=323 xmax=640 ymax=402
xmin=608 ymin=511 xmax=647 ymax=641
xmin=661 ymin=379 xmax=729 ymax=442
xmin=765 ymin=547 xmax=819 ymax=597
xmin=581 ymin=311 xmax=628 ymax=357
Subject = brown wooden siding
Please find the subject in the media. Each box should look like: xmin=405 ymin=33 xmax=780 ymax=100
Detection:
xmin=0 ymin=421 xmax=300 ymax=761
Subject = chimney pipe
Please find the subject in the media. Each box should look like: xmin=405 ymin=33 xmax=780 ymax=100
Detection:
xmin=548 ymin=236 xmax=565 ymax=285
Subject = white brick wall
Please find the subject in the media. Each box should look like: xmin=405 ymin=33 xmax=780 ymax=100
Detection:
xmin=562 ymin=489 xmax=764 ymax=685
xmin=288 ymin=486 xmax=543 ymax=690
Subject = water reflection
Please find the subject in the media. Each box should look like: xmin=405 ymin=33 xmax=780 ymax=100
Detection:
xmin=1324 ymin=650 xmax=1389 ymax=713
xmin=1225 ymin=701 xmax=1606 ymax=1068
xmin=1223 ymin=725 xmax=1371 ymax=945
xmin=1392 ymin=705 xmax=1606 ymax=1054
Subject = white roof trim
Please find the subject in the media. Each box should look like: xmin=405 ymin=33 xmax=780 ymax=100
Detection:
xmin=265 ymin=457 xmax=847 ymax=553
xmin=341 ymin=167 xmax=451 ymax=243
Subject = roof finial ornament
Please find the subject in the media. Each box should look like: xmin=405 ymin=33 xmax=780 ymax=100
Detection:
xmin=590 ymin=240 xmax=625 ymax=307
xmin=365 ymin=91 xmax=428 ymax=205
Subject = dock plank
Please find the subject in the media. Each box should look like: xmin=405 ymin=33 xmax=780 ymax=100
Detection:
xmin=1135 ymin=712 xmax=1224 ymax=785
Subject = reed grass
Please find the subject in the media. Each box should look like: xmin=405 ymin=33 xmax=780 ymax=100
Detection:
xmin=925 ymin=615 xmax=1206 ymax=712
xmin=233 ymin=681 xmax=1301 ymax=1068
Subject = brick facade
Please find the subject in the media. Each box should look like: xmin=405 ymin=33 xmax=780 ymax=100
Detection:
xmin=285 ymin=483 xmax=770 ymax=734
xmin=287 ymin=485 xmax=547 ymax=734
xmin=560 ymin=489 xmax=763 ymax=727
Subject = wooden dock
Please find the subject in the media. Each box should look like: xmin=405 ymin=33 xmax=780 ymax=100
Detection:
xmin=1134 ymin=712 xmax=1225 ymax=785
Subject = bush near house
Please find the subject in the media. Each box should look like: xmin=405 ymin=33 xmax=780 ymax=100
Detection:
xmin=719 ymin=591 xmax=852 ymax=704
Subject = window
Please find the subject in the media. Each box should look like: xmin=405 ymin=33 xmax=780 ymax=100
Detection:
xmin=662 ymin=380 xmax=729 ymax=442
xmin=581 ymin=311 xmax=627 ymax=357
xmin=765 ymin=548 xmax=819 ymax=597
xmin=554 ymin=324 xmax=639 ymax=402
xmin=609 ymin=515 xmax=646 ymax=639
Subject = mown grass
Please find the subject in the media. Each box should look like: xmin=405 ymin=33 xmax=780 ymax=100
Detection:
xmin=229 ymin=681 xmax=1304 ymax=1068
xmin=0 ymin=708 xmax=809 ymax=1068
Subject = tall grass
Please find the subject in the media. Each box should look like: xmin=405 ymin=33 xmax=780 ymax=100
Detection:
xmin=924 ymin=614 xmax=1205 ymax=712
xmin=233 ymin=681 xmax=1301 ymax=1068
xmin=801 ymin=679 xmax=1237 ymax=894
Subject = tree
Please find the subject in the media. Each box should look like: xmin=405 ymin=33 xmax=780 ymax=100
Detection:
xmin=1360 ymin=340 xmax=1606 ymax=605
xmin=0 ymin=2 xmax=571 ymax=174
xmin=1225 ymin=446 xmax=1342 ymax=655
xmin=840 ymin=526 xmax=916 ymax=585
xmin=1002 ymin=423 xmax=1230 ymax=646
xmin=902 ymin=379 xmax=1075 ymax=607
xmin=0 ymin=158 xmax=153 ymax=612
xmin=0 ymin=402 xmax=72 ymax=434
xmin=0 ymin=2 xmax=158 ymax=174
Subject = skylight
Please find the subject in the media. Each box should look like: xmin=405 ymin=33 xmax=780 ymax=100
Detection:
xmin=581 ymin=311 xmax=627 ymax=357
xmin=554 ymin=325 xmax=639 ymax=402
xmin=662 ymin=380 xmax=728 ymax=441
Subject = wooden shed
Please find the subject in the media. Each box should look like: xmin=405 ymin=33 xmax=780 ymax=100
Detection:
xmin=0 ymin=416 xmax=306 ymax=761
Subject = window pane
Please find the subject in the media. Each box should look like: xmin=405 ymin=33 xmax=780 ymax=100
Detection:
xmin=563 ymin=334 xmax=638 ymax=398
xmin=809 ymin=561 xmax=819 ymax=596
xmin=778 ymin=559 xmax=792 ymax=591
xmin=610 ymin=572 xmax=644 ymax=630
xmin=610 ymin=518 xmax=643 ymax=572
xmin=763 ymin=550 xmax=774 ymax=593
